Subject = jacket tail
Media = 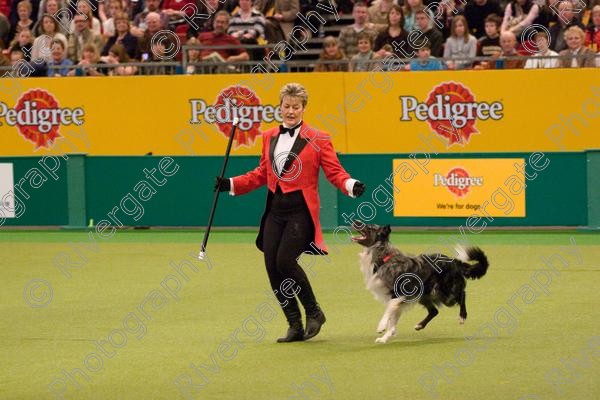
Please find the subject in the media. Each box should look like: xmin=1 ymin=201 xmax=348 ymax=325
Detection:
xmin=455 ymin=246 xmax=489 ymax=280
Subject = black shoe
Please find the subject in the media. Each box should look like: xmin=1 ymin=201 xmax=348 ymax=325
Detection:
xmin=304 ymin=309 xmax=326 ymax=340
xmin=276 ymin=324 xmax=305 ymax=343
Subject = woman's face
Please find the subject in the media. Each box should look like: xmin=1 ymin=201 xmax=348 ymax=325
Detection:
xmin=109 ymin=3 xmax=121 ymax=16
xmin=407 ymin=0 xmax=421 ymax=8
xmin=18 ymin=6 xmax=30 ymax=20
xmin=46 ymin=0 xmax=59 ymax=14
xmin=388 ymin=9 xmax=401 ymax=26
xmin=115 ymin=19 xmax=128 ymax=33
xmin=565 ymin=32 xmax=582 ymax=50
xmin=324 ymin=41 xmax=338 ymax=56
xmin=78 ymin=1 xmax=90 ymax=15
xmin=454 ymin=20 xmax=465 ymax=36
xmin=592 ymin=12 xmax=600 ymax=27
xmin=280 ymin=95 xmax=305 ymax=128
xmin=43 ymin=17 xmax=56 ymax=34
xmin=83 ymin=49 xmax=94 ymax=61
xmin=18 ymin=30 xmax=32 ymax=44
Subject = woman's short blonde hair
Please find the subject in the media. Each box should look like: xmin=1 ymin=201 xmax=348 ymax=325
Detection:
xmin=279 ymin=83 xmax=308 ymax=107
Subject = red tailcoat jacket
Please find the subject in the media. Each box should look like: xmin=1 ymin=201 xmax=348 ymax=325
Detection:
xmin=231 ymin=123 xmax=353 ymax=254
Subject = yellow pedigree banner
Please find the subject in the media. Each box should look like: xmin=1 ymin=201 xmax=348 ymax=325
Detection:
xmin=0 ymin=74 xmax=347 ymax=156
xmin=343 ymin=70 xmax=600 ymax=154
xmin=1 ymin=70 xmax=599 ymax=156
xmin=393 ymin=158 xmax=526 ymax=217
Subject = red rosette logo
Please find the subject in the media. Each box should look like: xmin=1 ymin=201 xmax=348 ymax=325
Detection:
xmin=445 ymin=167 xmax=470 ymax=198
xmin=16 ymin=89 xmax=61 ymax=149
xmin=425 ymin=83 xmax=477 ymax=146
xmin=215 ymin=86 xmax=260 ymax=148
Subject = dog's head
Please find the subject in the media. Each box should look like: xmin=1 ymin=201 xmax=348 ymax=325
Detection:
xmin=351 ymin=220 xmax=392 ymax=247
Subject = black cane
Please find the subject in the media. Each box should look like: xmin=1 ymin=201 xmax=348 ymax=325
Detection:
xmin=198 ymin=117 xmax=239 ymax=260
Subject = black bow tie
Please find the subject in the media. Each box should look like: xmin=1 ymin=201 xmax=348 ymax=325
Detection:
xmin=279 ymin=123 xmax=301 ymax=137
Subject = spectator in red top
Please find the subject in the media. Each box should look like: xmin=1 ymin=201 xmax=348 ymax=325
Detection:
xmin=198 ymin=11 xmax=249 ymax=62
xmin=162 ymin=0 xmax=197 ymax=19
xmin=585 ymin=5 xmax=600 ymax=52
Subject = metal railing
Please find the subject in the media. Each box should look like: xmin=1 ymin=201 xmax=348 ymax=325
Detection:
xmin=1 ymin=45 xmax=598 ymax=78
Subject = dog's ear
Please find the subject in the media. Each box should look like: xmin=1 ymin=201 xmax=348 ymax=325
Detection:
xmin=384 ymin=225 xmax=391 ymax=236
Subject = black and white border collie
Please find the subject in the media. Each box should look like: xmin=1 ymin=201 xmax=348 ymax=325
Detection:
xmin=351 ymin=221 xmax=489 ymax=344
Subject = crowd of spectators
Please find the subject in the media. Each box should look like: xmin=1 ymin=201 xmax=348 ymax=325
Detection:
xmin=0 ymin=0 xmax=598 ymax=76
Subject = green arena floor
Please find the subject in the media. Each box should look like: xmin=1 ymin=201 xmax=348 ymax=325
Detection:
xmin=1 ymin=230 xmax=599 ymax=400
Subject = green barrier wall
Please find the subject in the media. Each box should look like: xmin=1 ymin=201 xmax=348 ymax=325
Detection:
xmin=0 ymin=152 xmax=592 ymax=228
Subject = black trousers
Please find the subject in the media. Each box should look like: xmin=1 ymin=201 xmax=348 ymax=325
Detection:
xmin=262 ymin=188 xmax=319 ymax=323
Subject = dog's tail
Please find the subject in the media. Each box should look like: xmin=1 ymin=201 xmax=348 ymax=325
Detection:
xmin=455 ymin=246 xmax=489 ymax=280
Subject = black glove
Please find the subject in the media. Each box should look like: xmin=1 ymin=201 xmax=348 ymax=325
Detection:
xmin=353 ymin=181 xmax=366 ymax=198
xmin=214 ymin=176 xmax=231 ymax=192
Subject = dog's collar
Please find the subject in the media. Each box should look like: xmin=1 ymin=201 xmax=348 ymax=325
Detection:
xmin=373 ymin=254 xmax=394 ymax=274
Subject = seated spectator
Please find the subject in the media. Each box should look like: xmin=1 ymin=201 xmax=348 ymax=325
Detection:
xmin=585 ymin=5 xmax=600 ymax=51
xmin=0 ymin=12 xmax=9 ymax=47
xmin=408 ymin=42 xmax=445 ymax=71
xmin=68 ymin=13 xmax=104 ymax=62
xmin=337 ymin=1 xmax=379 ymax=60
xmin=314 ymin=35 xmax=348 ymax=72
xmin=270 ymin=0 xmax=300 ymax=40
xmin=374 ymin=4 xmax=414 ymax=60
xmin=549 ymin=1 xmax=584 ymax=52
xmin=68 ymin=43 xmax=104 ymax=75
xmin=161 ymin=0 xmax=197 ymax=22
xmin=68 ymin=0 xmax=102 ymax=35
xmin=477 ymin=14 xmax=502 ymax=59
xmin=101 ymin=0 xmax=124 ymax=38
xmin=481 ymin=30 xmax=526 ymax=69
xmin=228 ymin=0 xmax=266 ymax=60
xmin=132 ymin=0 xmax=169 ymax=37
xmin=188 ymin=0 xmax=226 ymax=39
xmin=443 ymin=15 xmax=477 ymax=69
xmin=524 ymin=30 xmax=558 ymax=68
xmin=9 ymin=28 xmax=32 ymax=61
xmin=137 ymin=12 xmax=171 ymax=58
xmin=414 ymin=8 xmax=443 ymax=57
xmin=198 ymin=11 xmax=249 ymax=63
xmin=501 ymin=0 xmax=539 ymax=37
xmin=31 ymin=15 xmax=68 ymax=61
xmin=403 ymin=0 xmax=434 ymax=33
xmin=8 ymin=0 xmax=34 ymax=43
xmin=102 ymin=11 xmax=138 ymax=59
xmin=9 ymin=48 xmax=29 ymax=76
xmin=464 ymin=0 xmax=503 ymax=39
xmin=558 ymin=25 xmax=596 ymax=67
xmin=185 ymin=36 xmax=201 ymax=74
xmin=368 ymin=0 xmax=397 ymax=29
xmin=349 ymin=31 xmax=380 ymax=72
xmin=100 ymin=43 xmax=137 ymax=75
xmin=34 ymin=0 xmax=67 ymax=36
xmin=47 ymin=38 xmax=73 ymax=76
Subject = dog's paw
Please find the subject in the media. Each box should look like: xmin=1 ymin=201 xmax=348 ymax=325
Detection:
xmin=458 ymin=317 xmax=466 ymax=325
xmin=375 ymin=336 xmax=389 ymax=344
xmin=414 ymin=323 xmax=424 ymax=331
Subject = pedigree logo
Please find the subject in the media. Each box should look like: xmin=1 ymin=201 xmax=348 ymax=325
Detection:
xmin=0 ymin=89 xmax=85 ymax=149
xmin=433 ymin=167 xmax=484 ymax=198
xmin=189 ymin=85 xmax=283 ymax=149
xmin=399 ymin=82 xmax=504 ymax=146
